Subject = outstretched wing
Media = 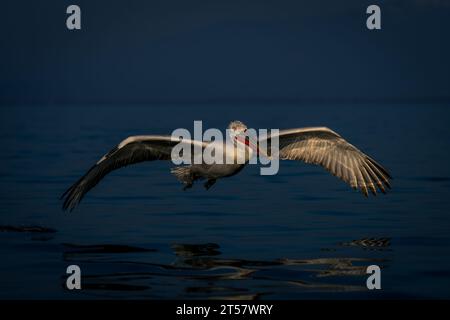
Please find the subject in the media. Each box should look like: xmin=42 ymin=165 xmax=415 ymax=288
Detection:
xmin=62 ymin=135 xmax=206 ymax=211
xmin=260 ymin=127 xmax=391 ymax=196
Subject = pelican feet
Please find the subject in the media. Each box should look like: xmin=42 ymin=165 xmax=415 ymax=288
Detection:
xmin=182 ymin=182 xmax=193 ymax=191
xmin=204 ymin=179 xmax=216 ymax=190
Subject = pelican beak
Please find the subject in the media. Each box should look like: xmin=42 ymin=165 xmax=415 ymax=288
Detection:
xmin=236 ymin=135 xmax=271 ymax=159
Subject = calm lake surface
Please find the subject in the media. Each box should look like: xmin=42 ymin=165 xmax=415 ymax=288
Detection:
xmin=1 ymin=104 xmax=450 ymax=299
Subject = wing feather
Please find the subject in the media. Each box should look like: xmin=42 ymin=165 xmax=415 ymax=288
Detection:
xmin=62 ymin=136 xmax=206 ymax=211
xmin=261 ymin=127 xmax=391 ymax=196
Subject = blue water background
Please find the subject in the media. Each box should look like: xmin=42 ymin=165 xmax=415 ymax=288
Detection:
xmin=0 ymin=104 xmax=449 ymax=299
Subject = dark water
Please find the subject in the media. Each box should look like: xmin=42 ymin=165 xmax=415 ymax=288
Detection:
xmin=1 ymin=104 xmax=450 ymax=299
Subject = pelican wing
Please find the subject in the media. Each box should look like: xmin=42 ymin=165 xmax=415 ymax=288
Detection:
xmin=261 ymin=127 xmax=391 ymax=196
xmin=62 ymin=135 xmax=206 ymax=211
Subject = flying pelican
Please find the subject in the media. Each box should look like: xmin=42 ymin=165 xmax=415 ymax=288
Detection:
xmin=61 ymin=121 xmax=391 ymax=211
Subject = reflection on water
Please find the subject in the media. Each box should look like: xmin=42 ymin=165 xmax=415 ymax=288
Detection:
xmin=339 ymin=238 xmax=391 ymax=251
xmin=173 ymin=243 xmax=221 ymax=257
xmin=0 ymin=225 xmax=57 ymax=233
xmin=64 ymin=244 xmax=156 ymax=254
xmin=0 ymin=225 xmax=57 ymax=242
xmin=61 ymin=241 xmax=390 ymax=299
xmin=2 ymin=105 xmax=450 ymax=299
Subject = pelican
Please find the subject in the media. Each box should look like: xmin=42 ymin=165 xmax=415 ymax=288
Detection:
xmin=61 ymin=121 xmax=391 ymax=211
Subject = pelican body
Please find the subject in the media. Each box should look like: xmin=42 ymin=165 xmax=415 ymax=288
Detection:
xmin=62 ymin=121 xmax=391 ymax=211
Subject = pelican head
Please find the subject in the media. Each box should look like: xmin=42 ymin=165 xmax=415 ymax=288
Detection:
xmin=227 ymin=120 xmax=269 ymax=158
xmin=228 ymin=120 xmax=248 ymax=137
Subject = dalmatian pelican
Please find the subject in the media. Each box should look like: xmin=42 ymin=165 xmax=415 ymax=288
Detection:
xmin=61 ymin=121 xmax=391 ymax=211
